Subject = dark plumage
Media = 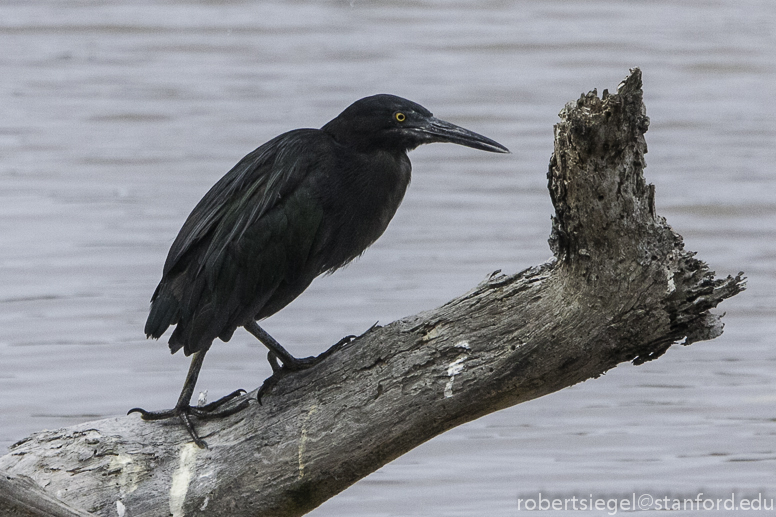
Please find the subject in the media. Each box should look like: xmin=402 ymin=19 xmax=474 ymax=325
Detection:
xmin=131 ymin=94 xmax=509 ymax=447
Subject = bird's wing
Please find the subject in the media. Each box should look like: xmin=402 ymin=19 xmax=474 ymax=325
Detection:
xmin=161 ymin=129 xmax=323 ymax=279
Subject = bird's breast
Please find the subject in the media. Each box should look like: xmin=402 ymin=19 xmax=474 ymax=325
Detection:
xmin=314 ymin=149 xmax=411 ymax=272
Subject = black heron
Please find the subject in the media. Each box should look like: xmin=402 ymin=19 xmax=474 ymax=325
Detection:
xmin=130 ymin=94 xmax=509 ymax=447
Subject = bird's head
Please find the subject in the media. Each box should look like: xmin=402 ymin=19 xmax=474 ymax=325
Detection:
xmin=322 ymin=94 xmax=509 ymax=154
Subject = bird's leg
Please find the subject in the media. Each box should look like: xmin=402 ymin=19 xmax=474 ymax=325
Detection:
xmin=128 ymin=350 xmax=250 ymax=448
xmin=251 ymin=321 xmax=382 ymax=402
xmin=245 ymin=321 xmax=319 ymax=371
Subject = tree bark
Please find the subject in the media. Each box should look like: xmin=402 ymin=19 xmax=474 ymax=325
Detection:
xmin=0 ymin=68 xmax=744 ymax=517
xmin=0 ymin=473 xmax=92 ymax=517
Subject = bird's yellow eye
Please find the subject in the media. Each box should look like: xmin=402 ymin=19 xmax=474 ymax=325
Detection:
xmin=394 ymin=112 xmax=406 ymax=122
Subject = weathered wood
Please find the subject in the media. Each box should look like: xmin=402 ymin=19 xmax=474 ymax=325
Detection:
xmin=0 ymin=68 xmax=744 ymax=517
xmin=0 ymin=470 xmax=91 ymax=517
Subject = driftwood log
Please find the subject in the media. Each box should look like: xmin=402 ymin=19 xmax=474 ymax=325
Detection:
xmin=0 ymin=68 xmax=744 ymax=517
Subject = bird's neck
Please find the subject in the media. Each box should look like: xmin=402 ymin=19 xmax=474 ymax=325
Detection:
xmin=321 ymin=118 xmax=410 ymax=154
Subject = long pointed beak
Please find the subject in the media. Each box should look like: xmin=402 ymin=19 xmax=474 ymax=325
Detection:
xmin=414 ymin=117 xmax=510 ymax=153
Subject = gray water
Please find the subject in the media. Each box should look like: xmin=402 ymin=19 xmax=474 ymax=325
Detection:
xmin=1 ymin=1 xmax=775 ymax=515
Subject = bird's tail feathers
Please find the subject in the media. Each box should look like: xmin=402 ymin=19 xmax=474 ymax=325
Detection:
xmin=144 ymin=289 xmax=180 ymax=341
xmin=168 ymin=325 xmax=187 ymax=355
xmin=168 ymin=309 xmax=219 ymax=356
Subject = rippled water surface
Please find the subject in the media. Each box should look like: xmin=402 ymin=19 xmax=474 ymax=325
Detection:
xmin=1 ymin=1 xmax=774 ymax=515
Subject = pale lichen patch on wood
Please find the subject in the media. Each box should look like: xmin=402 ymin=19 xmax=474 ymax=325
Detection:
xmin=109 ymin=453 xmax=141 ymax=497
xmin=169 ymin=443 xmax=199 ymax=517
xmin=297 ymin=405 xmax=319 ymax=480
xmin=443 ymin=358 xmax=466 ymax=398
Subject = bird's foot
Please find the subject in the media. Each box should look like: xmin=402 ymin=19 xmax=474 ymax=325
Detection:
xmin=257 ymin=352 xmax=322 ymax=404
xmin=257 ymin=324 xmax=383 ymax=403
xmin=272 ymin=353 xmax=320 ymax=372
xmin=128 ymin=389 xmax=249 ymax=448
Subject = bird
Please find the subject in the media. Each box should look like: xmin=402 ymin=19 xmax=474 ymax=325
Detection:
xmin=129 ymin=94 xmax=509 ymax=447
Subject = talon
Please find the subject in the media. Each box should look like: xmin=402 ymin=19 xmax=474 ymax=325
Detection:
xmin=197 ymin=389 xmax=247 ymax=412
xmin=322 ymin=323 xmax=379 ymax=360
xmin=267 ymin=351 xmax=282 ymax=373
xmin=130 ymin=390 xmax=250 ymax=446
xmin=178 ymin=412 xmax=208 ymax=449
xmin=191 ymin=399 xmax=250 ymax=419
xmin=257 ymin=375 xmax=280 ymax=405
xmin=128 ymin=407 xmax=177 ymax=420
xmin=280 ymin=355 xmax=319 ymax=371
xmin=333 ymin=334 xmax=357 ymax=347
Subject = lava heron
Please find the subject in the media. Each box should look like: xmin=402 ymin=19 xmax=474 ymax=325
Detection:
xmin=130 ymin=94 xmax=509 ymax=447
